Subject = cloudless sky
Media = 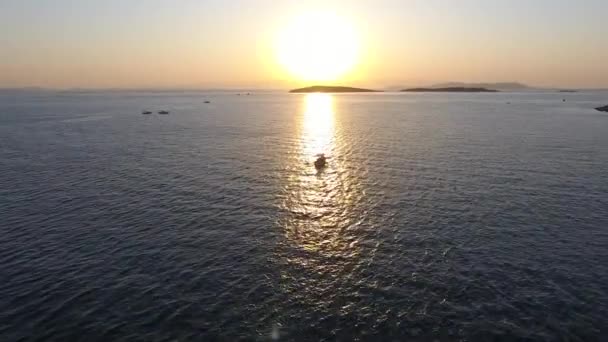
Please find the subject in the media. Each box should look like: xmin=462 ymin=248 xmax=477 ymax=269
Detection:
xmin=1 ymin=0 xmax=607 ymax=88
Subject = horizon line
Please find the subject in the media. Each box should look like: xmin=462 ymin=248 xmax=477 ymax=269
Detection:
xmin=3 ymin=85 xmax=608 ymax=92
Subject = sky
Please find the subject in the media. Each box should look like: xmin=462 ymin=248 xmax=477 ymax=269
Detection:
xmin=1 ymin=0 xmax=607 ymax=89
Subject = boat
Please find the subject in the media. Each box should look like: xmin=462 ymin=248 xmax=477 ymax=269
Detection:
xmin=158 ymin=110 xmax=170 ymax=114
xmin=204 ymin=101 xmax=210 ymax=104
xmin=314 ymin=154 xmax=327 ymax=169
xmin=142 ymin=110 xmax=152 ymax=114
xmin=596 ymin=105 xmax=608 ymax=112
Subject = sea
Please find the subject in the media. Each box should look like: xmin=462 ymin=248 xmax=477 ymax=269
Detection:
xmin=1 ymin=89 xmax=607 ymax=341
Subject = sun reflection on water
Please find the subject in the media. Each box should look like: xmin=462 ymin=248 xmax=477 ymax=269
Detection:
xmin=301 ymin=93 xmax=335 ymax=157
xmin=272 ymin=94 xmax=375 ymax=325
xmin=279 ymin=94 xmax=364 ymax=257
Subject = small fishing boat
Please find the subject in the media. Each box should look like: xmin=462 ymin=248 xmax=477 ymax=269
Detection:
xmin=158 ymin=110 xmax=170 ymax=114
xmin=142 ymin=110 xmax=152 ymax=114
xmin=204 ymin=101 xmax=210 ymax=104
xmin=314 ymin=154 xmax=327 ymax=169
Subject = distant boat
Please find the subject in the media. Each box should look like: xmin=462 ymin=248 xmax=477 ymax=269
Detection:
xmin=204 ymin=101 xmax=210 ymax=104
xmin=142 ymin=110 xmax=152 ymax=114
xmin=596 ymin=105 xmax=608 ymax=112
xmin=158 ymin=110 xmax=170 ymax=114
xmin=314 ymin=154 xmax=327 ymax=169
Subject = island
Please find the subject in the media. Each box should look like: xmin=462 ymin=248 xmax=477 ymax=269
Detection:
xmin=596 ymin=105 xmax=608 ymax=112
xmin=431 ymin=82 xmax=528 ymax=91
xmin=401 ymin=87 xmax=499 ymax=93
xmin=289 ymin=86 xmax=381 ymax=93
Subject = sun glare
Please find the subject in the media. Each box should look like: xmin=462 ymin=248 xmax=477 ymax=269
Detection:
xmin=302 ymin=93 xmax=335 ymax=156
xmin=276 ymin=12 xmax=360 ymax=82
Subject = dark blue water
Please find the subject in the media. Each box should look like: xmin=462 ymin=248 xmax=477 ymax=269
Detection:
xmin=1 ymin=90 xmax=607 ymax=341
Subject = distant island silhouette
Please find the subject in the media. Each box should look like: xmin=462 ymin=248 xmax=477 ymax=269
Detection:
xmin=402 ymin=87 xmax=499 ymax=93
xmin=289 ymin=86 xmax=381 ymax=93
xmin=596 ymin=105 xmax=608 ymax=112
xmin=431 ymin=82 xmax=529 ymax=90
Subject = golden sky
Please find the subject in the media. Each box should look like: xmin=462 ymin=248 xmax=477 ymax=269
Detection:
xmin=1 ymin=0 xmax=607 ymax=89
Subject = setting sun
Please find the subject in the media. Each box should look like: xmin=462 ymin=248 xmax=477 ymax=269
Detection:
xmin=275 ymin=12 xmax=360 ymax=82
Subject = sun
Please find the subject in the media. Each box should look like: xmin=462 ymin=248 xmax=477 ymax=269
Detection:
xmin=276 ymin=12 xmax=360 ymax=82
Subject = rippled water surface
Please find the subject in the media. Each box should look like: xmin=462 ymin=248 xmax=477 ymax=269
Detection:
xmin=1 ymin=90 xmax=608 ymax=341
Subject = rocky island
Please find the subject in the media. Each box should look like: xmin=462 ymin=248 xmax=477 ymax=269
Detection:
xmin=596 ymin=105 xmax=608 ymax=112
xmin=402 ymin=87 xmax=499 ymax=93
xmin=431 ymin=82 xmax=528 ymax=91
xmin=289 ymin=86 xmax=381 ymax=93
